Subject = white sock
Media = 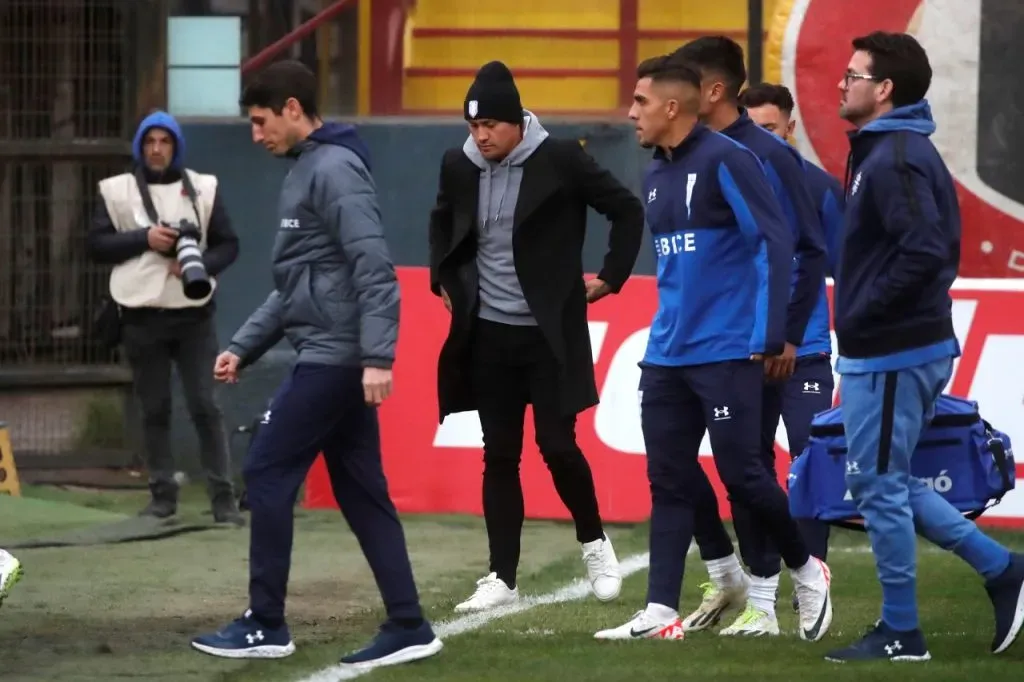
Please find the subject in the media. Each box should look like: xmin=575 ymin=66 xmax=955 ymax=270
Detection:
xmin=749 ymin=574 xmax=780 ymax=614
xmin=645 ymin=602 xmax=679 ymax=622
xmin=706 ymin=554 xmax=743 ymax=587
xmin=792 ymin=557 xmax=822 ymax=584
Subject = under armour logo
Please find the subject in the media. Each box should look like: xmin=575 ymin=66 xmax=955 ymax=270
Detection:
xmin=647 ymin=188 xmax=657 ymax=203
xmin=884 ymin=640 xmax=902 ymax=655
xmin=846 ymin=460 xmax=860 ymax=475
xmin=260 ymin=410 xmax=271 ymax=425
xmin=713 ymin=406 xmax=730 ymax=421
xmin=246 ymin=630 xmax=265 ymax=644
xmin=803 ymin=381 xmax=820 ymax=393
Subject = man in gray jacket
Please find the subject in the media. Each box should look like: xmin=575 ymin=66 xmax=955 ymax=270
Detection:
xmin=190 ymin=60 xmax=442 ymax=671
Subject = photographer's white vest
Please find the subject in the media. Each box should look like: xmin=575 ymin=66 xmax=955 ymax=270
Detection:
xmin=98 ymin=169 xmax=218 ymax=308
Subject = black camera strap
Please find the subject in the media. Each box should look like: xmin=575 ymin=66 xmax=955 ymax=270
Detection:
xmin=133 ymin=165 xmax=202 ymax=227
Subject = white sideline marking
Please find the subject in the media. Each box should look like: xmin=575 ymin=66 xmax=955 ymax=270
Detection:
xmin=295 ymin=552 xmax=652 ymax=682
xmin=294 ymin=542 xmax=958 ymax=681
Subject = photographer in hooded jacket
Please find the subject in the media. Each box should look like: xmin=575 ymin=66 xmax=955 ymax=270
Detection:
xmin=86 ymin=110 xmax=242 ymax=525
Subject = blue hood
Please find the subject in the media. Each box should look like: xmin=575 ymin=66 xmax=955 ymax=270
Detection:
xmin=856 ymin=99 xmax=937 ymax=136
xmin=308 ymin=122 xmax=372 ymax=172
xmin=133 ymin=110 xmax=185 ymax=167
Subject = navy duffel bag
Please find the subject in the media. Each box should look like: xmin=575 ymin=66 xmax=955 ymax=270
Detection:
xmin=788 ymin=394 xmax=1016 ymax=531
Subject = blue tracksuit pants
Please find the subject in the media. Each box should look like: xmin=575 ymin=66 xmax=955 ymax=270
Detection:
xmin=725 ymin=355 xmax=835 ymax=576
xmin=243 ymin=363 xmax=423 ymax=627
xmin=640 ymin=360 xmax=811 ymax=610
xmin=841 ymin=356 xmax=1010 ymax=631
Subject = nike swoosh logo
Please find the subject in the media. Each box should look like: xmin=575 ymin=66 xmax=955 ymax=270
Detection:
xmin=630 ymin=626 xmax=658 ymax=638
xmin=802 ymin=593 xmax=830 ymax=641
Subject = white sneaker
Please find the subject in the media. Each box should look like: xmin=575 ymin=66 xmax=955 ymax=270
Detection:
xmin=453 ymin=573 xmax=518 ymax=613
xmin=594 ymin=609 xmax=685 ymax=641
xmin=582 ymin=535 xmax=621 ymax=602
xmin=0 ymin=549 xmax=23 ymax=608
xmin=719 ymin=602 xmax=780 ymax=637
xmin=791 ymin=557 xmax=833 ymax=642
xmin=682 ymin=576 xmax=750 ymax=631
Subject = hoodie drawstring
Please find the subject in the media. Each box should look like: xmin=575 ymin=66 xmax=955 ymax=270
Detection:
xmin=481 ymin=160 xmax=512 ymax=231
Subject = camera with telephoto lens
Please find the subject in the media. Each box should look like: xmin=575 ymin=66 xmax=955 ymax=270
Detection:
xmin=166 ymin=218 xmax=212 ymax=300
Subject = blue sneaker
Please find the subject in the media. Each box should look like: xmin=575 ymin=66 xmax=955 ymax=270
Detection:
xmin=340 ymin=620 xmax=443 ymax=670
xmin=825 ymin=621 xmax=931 ymax=663
xmin=985 ymin=552 xmax=1024 ymax=654
xmin=191 ymin=610 xmax=296 ymax=659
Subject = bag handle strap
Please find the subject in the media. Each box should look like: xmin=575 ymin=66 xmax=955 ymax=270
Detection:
xmin=982 ymin=419 xmax=1013 ymax=493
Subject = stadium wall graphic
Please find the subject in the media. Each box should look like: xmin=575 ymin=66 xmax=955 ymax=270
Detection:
xmin=767 ymin=0 xmax=1024 ymax=277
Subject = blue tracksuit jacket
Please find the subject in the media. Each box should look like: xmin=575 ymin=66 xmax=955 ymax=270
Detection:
xmin=719 ymin=112 xmax=829 ymax=357
xmin=805 ymin=161 xmax=846 ymax=278
xmin=641 ymin=122 xmax=794 ymax=366
xmin=834 ymin=100 xmax=961 ymax=373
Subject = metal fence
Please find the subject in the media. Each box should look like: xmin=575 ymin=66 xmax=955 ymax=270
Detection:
xmin=0 ymin=0 xmax=167 ymax=462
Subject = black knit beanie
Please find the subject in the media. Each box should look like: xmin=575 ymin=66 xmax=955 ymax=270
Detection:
xmin=464 ymin=61 xmax=523 ymax=124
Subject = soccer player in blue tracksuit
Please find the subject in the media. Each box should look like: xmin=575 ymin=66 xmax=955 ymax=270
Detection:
xmin=671 ymin=38 xmax=831 ymax=637
xmin=740 ymin=81 xmax=845 ymax=573
xmin=826 ymin=31 xmax=1024 ymax=662
xmin=739 ymin=83 xmax=845 ymax=277
xmin=594 ymin=57 xmax=833 ymax=644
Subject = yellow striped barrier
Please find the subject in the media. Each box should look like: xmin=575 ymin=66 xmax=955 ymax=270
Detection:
xmin=0 ymin=421 xmax=22 ymax=497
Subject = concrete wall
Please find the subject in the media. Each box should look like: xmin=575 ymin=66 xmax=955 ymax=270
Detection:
xmin=171 ymin=118 xmax=657 ymax=472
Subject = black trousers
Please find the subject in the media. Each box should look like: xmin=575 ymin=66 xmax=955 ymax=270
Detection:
xmin=120 ymin=307 xmax=232 ymax=499
xmin=471 ymin=319 xmax=604 ymax=587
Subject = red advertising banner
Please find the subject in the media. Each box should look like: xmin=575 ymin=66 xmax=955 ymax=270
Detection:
xmin=304 ymin=267 xmax=1024 ymax=528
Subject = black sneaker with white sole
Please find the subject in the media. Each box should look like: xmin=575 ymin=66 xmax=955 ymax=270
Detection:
xmin=340 ymin=620 xmax=443 ymax=670
xmin=825 ymin=621 xmax=930 ymax=663
xmin=985 ymin=552 xmax=1024 ymax=654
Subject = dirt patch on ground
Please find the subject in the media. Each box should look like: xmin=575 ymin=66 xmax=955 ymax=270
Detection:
xmin=0 ymin=500 xmax=581 ymax=681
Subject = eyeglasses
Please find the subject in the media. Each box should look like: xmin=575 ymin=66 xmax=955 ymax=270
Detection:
xmin=842 ymin=70 xmax=883 ymax=88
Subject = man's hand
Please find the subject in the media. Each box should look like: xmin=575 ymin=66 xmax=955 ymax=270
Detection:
xmin=764 ymin=343 xmax=798 ymax=382
xmin=168 ymin=259 xmax=182 ymax=278
xmin=147 ymin=225 xmax=178 ymax=253
xmin=213 ymin=351 xmax=241 ymax=384
xmin=363 ymin=367 xmax=393 ymax=406
xmin=440 ymin=286 xmax=452 ymax=313
xmin=585 ymin=278 xmax=612 ymax=303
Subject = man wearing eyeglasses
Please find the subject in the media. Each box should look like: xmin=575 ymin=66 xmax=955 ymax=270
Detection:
xmin=825 ymin=31 xmax=1024 ymax=663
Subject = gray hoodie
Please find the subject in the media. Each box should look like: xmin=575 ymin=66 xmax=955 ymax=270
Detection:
xmin=462 ymin=111 xmax=549 ymax=326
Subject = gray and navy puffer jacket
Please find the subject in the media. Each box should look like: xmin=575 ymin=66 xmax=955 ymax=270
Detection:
xmin=228 ymin=123 xmax=399 ymax=370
